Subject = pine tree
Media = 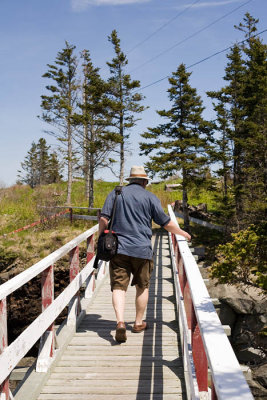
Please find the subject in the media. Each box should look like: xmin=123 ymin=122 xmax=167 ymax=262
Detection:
xmin=18 ymin=142 xmax=39 ymax=188
xmin=47 ymin=152 xmax=62 ymax=184
xmin=37 ymin=138 xmax=52 ymax=185
xmin=18 ymin=139 xmax=62 ymax=187
xmin=140 ymin=64 xmax=212 ymax=231
xmin=78 ymin=50 xmax=115 ymax=207
xmin=107 ymin=30 xmax=146 ymax=185
xmin=238 ymin=14 xmax=267 ymax=223
xmin=206 ymin=90 xmax=235 ymax=228
xmin=40 ymin=42 xmax=79 ymax=204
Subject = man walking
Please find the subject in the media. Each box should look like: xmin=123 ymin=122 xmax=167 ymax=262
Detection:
xmin=99 ymin=166 xmax=191 ymax=342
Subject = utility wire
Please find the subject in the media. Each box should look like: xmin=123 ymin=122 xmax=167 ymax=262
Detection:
xmin=128 ymin=0 xmax=202 ymax=54
xmin=130 ymin=0 xmax=253 ymax=73
xmin=137 ymin=28 xmax=267 ymax=92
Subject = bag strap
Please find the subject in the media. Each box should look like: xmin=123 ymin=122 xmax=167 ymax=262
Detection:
xmin=108 ymin=185 xmax=122 ymax=231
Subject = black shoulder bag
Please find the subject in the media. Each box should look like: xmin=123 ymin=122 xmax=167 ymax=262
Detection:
xmin=93 ymin=186 xmax=122 ymax=269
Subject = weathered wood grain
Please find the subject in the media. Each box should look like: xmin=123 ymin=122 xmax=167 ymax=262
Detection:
xmin=37 ymin=231 xmax=184 ymax=400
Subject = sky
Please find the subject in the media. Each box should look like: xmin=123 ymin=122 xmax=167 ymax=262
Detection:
xmin=0 ymin=0 xmax=266 ymax=186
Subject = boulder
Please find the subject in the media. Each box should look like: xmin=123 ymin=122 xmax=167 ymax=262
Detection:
xmin=253 ymin=364 xmax=267 ymax=389
xmin=235 ymin=347 xmax=263 ymax=364
xmin=205 ymin=282 xmax=267 ymax=315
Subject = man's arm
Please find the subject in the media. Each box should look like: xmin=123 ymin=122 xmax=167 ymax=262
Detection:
xmin=99 ymin=216 xmax=109 ymax=235
xmin=163 ymin=220 xmax=191 ymax=241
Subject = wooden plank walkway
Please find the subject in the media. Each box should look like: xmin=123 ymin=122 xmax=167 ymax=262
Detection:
xmin=37 ymin=230 xmax=186 ymax=400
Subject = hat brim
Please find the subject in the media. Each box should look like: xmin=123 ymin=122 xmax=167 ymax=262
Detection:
xmin=126 ymin=175 xmax=151 ymax=181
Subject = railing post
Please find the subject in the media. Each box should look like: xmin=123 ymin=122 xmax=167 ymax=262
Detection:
xmin=85 ymin=234 xmax=96 ymax=298
xmin=36 ymin=265 xmax=55 ymax=372
xmin=67 ymin=246 xmax=80 ymax=326
xmin=69 ymin=207 xmax=73 ymax=224
xmin=191 ymin=306 xmax=208 ymax=393
xmin=183 ymin=268 xmax=192 ymax=328
xmin=0 ymin=298 xmax=9 ymax=400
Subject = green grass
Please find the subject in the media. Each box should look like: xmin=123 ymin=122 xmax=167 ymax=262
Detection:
xmin=0 ymin=179 xmax=220 ymax=235
xmin=0 ymin=178 xmax=222 ymax=273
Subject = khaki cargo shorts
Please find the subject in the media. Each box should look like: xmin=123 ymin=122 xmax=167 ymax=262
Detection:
xmin=109 ymin=254 xmax=154 ymax=292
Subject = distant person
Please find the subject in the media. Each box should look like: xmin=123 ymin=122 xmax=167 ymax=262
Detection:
xmin=99 ymin=165 xmax=191 ymax=342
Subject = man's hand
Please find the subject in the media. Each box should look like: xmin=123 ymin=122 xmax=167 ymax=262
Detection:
xmin=99 ymin=216 xmax=109 ymax=235
xmin=163 ymin=220 xmax=191 ymax=241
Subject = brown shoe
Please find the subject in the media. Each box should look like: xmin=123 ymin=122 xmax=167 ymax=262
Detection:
xmin=115 ymin=321 xmax=127 ymax=342
xmin=132 ymin=321 xmax=148 ymax=333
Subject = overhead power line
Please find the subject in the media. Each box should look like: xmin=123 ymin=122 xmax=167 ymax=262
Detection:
xmin=130 ymin=0 xmax=253 ymax=73
xmin=137 ymin=28 xmax=267 ymax=92
xmin=128 ymin=0 xmax=202 ymax=54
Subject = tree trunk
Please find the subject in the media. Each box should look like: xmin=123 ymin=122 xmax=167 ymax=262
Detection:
xmin=88 ymin=126 xmax=95 ymax=208
xmin=182 ymin=169 xmax=190 ymax=232
xmin=83 ymin=84 xmax=89 ymax=200
xmin=67 ymin=121 xmax=72 ymax=205
xmin=89 ymin=156 xmax=94 ymax=208
xmin=233 ymin=141 xmax=243 ymax=227
xmin=119 ymin=112 xmax=124 ymax=186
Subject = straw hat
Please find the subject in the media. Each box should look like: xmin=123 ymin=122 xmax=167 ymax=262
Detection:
xmin=126 ymin=165 xmax=151 ymax=181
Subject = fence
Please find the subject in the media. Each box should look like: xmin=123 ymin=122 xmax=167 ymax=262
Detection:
xmin=0 ymin=223 xmax=107 ymax=400
xmin=168 ymin=205 xmax=253 ymax=400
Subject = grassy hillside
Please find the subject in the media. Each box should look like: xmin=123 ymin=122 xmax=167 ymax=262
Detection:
xmin=0 ymin=179 xmax=218 ymax=235
xmin=0 ymin=179 xmax=219 ymax=274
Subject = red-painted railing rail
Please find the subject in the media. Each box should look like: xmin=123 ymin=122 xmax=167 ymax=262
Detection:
xmin=167 ymin=204 xmax=253 ymax=400
xmin=0 ymin=223 xmax=104 ymax=400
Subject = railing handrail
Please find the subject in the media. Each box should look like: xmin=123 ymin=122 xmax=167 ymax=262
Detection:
xmin=0 ymin=224 xmax=98 ymax=301
xmin=0 ymin=222 xmax=105 ymax=400
xmin=168 ymin=204 xmax=253 ymax=400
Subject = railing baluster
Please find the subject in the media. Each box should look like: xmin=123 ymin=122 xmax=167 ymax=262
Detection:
xmin=36 ymin=265 xmax=55 ymax=372
xmin=67 ymin=246 xmax=80 ymax=326
xmin=0 ymin=298 xmax=9 ymax=400
xmin=85 ymin=234 xmax=96 ymax=298
xmin=42 ymin=265 xmax=54 ymax=354
xmin=191 ymin=304 xmax=208 ymax=393
xmin=183 ymin=269 xmax=192 ymax=328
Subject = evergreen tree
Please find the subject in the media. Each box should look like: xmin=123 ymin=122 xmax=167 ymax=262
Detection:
xmin=206 ymin=91 xmax=235 ymax=228
xmin=77 ymin=50 xmax=115 ymax=207
xmin=140 ymin=64 xmax=212 ymax=231
xmin=208 ymin=44 xmax=246 ymax=228
xmin=47 ymin=152 xmax=63 ymax=184
xmin=107 ymin=30 xmax=146 ymax=185
xmin=18 ymin=142 xmax=39 ymax=188
xmin=37 ymin=138 xmax=52 ymax=185
xmin=18 ymin=139 xmax=62 ymax=187
xmin=40 ymin=42 xmax=79 ymax=204
xmin=238 ymin=14 xmax=267 ymax=223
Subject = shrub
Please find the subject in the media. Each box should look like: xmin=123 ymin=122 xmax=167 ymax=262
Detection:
xmin=210 ymin=223 xmax=267 ymax=291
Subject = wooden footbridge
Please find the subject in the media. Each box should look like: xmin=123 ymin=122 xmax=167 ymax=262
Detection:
xmin=0 ymin=206 xmax=253 ymax=400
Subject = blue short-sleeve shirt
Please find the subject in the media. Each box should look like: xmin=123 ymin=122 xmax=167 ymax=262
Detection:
xmin=101 ymin=183 xmax=170 ymax=260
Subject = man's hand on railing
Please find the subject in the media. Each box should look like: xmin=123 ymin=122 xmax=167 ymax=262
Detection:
xmin=163 ymin=220 xmax=191 ymax=241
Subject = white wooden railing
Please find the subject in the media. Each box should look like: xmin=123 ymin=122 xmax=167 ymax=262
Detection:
xmin=0 ymin=223 xmax=107 ymax=400
xmin=167 ymin=204 xmax=253 ymax=400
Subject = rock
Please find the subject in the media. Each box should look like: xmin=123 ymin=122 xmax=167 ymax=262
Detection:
xmin=216 ymin=302 xmax=237 ymax=329
xmin=233 ymin=315 xmax=266 ymax=346
xmin=165 ymin=184 xmax=182 ymax=192
xmin=247 ymin=377 xmax=267 ymax=399
xmin=235 ymin=347 xmax=263 ymax=364
xmin=196 ymin=203 xmax=208 ymax=213
xmin=205 ymin=282 xmax=267 ymax=314
xmin=253 ymin=364 xmax=267 ymax=389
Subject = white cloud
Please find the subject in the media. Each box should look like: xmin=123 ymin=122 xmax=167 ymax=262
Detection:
xmin=71 ymin=0 xmax=150 ymax=11
xmin=188 ymin=0 xmax=242 ymax=8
